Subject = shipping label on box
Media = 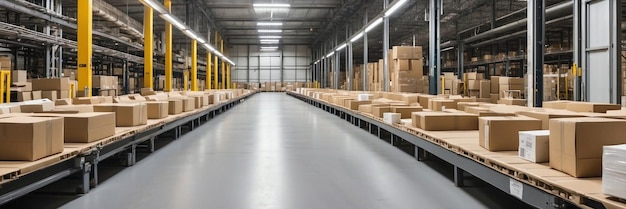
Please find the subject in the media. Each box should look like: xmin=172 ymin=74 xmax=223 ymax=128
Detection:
xmin=518 ymin=130 xmax=550 ymax=163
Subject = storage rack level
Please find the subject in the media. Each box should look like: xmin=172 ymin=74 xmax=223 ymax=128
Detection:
xmin=0 ymin=92 xmax=257 ymax=205
xmin=287 ymin=91 xmax=612 ymax=209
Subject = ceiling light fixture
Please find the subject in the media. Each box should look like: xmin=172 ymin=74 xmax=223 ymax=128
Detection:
xmin=260 ymin=36 xmax=282 ymax=39
xmin=253 ymin=3 xmax=290 ymax=8
xmin=261 ymin=46 xmax=279 ymax=49
xmin=365 ymin=17 xmax=383 ymax=32
xmin=336 ymin=43 xmax=347 ymax=51
xmin=384 ymin=0 xmax=408 ymax=16
xmin=257 ymin=22 xmax=283 ymax=26
xmin=160 ymin=14 xmax=187 ymax=30
xmin=326 ymin=51 xmax=335 ymax=58
xmin=139 ymin=0 xmax=168 ymax=14
xmin=350 ymin=32 xmax=364 ymax=42
xmin=258 ymin=29 xmax=283 ymax=33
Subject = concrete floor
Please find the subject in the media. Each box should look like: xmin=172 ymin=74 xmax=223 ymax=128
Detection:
xmin=1 ymin=93 xmax=531 ymax=209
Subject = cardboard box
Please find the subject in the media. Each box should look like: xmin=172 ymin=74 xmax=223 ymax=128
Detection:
xmin=73 ymin=97 xmax=101 ymax=105
xmin=516 ymin=111 xmax=583 ymax=129
xmin=391 ymin=106 xmax=423 ymax=119
xmin=466 ymin=72 xmax=484 ymax=80
xmin=32 ymin=77 xmax=70 ymax=91
xmin=383 ymin=113 xmax=401 ymax=124
xmin=11 ymin=70 xmax=27 ymax=83
xmin=467 ymin=80 xmax=480 ymax=90
xmin=550 ymin=117 xmax=626 ymax=177
xmin=499 ymin=77 xmax=524 ymax=85
xmin=17 ymin=91 xmax=31 ymax=101
xmin=498 ymin=98 xmax=527 ymax=106
xmin=11 ymin=82 xmax=32 ymax=92
xmin=0 ymin=116 xmax=64 ymax=161
xmin=20 ymin=101 xmax=55 ymax=113
xmin=41 ymin=90 xmax=57 ymax=101
xmin=372 ymin=106 xmax=391 ymax=118
xmin=31 ymin=91 xmax=42 ymax=100
xmin=93 ymin=103 xmax=148 ymax=127
xmin=347 ymin=100 xmax=371 ymax=110
xmin=53 ymin=105 xmax=94 ymax=113
xmin=490 ymin=76 xmax=500 ymax=94
xmin=565 ymin=102 xmax=621 ymax=113
xmin=392 ymin=46 xmax=422 ymax=59
xmin=54 ymin=98 xmax=72 ymax=106
xmin=146 ymin=101 xmax=169 ymax=119
xmin=140 ymin=88 xmax=156 ymax=96
xmin=358 ymin=104 xmax=388 ymax=114
xmin=412 ymin=112 xmax=455 ymax=131
xmin=429 ymin=99 xmax=456 ymax=111
xmin=499 ymin=84 xmax=524 ymax=92
xmin=479 ymin=81 xmax=491 ymax=98
xmin=168 ymin=99 xmax=183 ymax=115
xmin=59 ymin=112 xmax=115 ymax=143
xmin=479 ymin=116 xmax=542 ymax=151
xmin=518 ymin=130 xmax=550 ymax=163
xmin=182 ymin=97 xmax=195 ymax=112
xmin=543 ymin=101 xmax=570 ymax=109
xmin=394 ymin=59 xmax=410 ymax=71
xmin=417 ymin=95 xmax=436 ymax=107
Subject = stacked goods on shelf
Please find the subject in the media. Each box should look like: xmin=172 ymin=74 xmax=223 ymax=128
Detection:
xmin=441 ymin=72 xmax=456 ymax=94
xmin=10 ymin=70 xmax=33 ymax=101
xmin=497 ymin=77 xmax=526 ymax=106
xmin=92 ymin=75 xmax=119 ymax=96
xmin=390 ymin=46 xmax=424 ymax=93
xmin=31 ymin=77 xmax=71 ymax=101
xmin=465 ymin=72 xmax=488 ymax=98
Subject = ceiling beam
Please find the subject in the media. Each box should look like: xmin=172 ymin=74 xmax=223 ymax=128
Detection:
xmin=203 ymin=3 xmax=340 ymax=9
xmin=213 ymin=17 xmax=329 ymax=22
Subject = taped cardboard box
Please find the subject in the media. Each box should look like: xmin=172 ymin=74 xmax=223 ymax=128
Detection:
xmin=0 ymin=116 xmax=64 ymax=161
xmin=346 ymin=100 xmax=371 ymax=110
xmin=53 ymin=105 xmax=94 ymax=113
xmin=565 ymin=102 xmax=621 ymax=113
xmin=358 ymin=104 xmax=388 ymax=114
xmin=490 ymin=76 xmax=500 ymax=94
xmin=31 ymin=91 xmax=42 ymax=100
xmin=182 ymin=97 xmax=195 ymax=112
xmin=543 ymin=101 xmax=570 ymax=109
xmin=479 ymin=116 xmax=541 ymax=151
xmin=11 ymin=82 xmax=32 ymax=92
xmin=412 ymin=112 xmax=455 ymax=131
xmin=499 ymin=77 xmax=524 ymax=85
xmin=392 ymin=106 xmax=423 ymax=119
xmin=372 ymin=106 xmax=392 ymax=118
xmin=54 ymin=99 xmax=71 ymax=106
xmin=73 ymin=97 xmax=101 ymax=105
xmin=168 ymin=99 xmax=183 ymax=115
xmin=550 ymin=117 xmax=626 ymax=177
xmin=37 ymin=112 xmax=115 ymax=143
xmin=391 ymin=46 xmax=422 ymax=60
xmin=428 ymin=99 xmax=456 ymax=111
xmin=41 ymin=90 xmax=57 ymax=101
xmin=146 ymin=101 xmax=169 ymax=119
xmin=516 ymin=110 xmax=583 ymax=129
xmin=497 ymin=98 xmax=527 ymax=106
xmin=20 ymin=101 xmax=55 ymax=113
xmin=32 ymin=77 xmax=70 ymax=91
xmin=11 ymin=70 xmax=27 ymax=83
xmin=94 ymin=103 xmax=148 ymax=127
xmin=466 ymin=72 xmax=484 ymax=80
xmin=17 ymin=91 xmax=31 ymax=101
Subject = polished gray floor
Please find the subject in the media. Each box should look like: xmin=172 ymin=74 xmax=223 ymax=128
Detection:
xmin=4 ymin=93 xmax=529 ymax=209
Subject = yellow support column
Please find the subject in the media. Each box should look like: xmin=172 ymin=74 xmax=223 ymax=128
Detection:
xmin=164 ymin=0 xmax=172 ymax=92
xmin=183 ymin=70 xmax=189 ymax=91
xmin=191 ymin=40 xmax=198 ymax=91
xmin=207 ymin=51 xmax=212 ymax=90
xmin=213 ymin=32 xmax=219 ymax=90
xmin=143 ymin=6 xmax=153 ymax=89
xmin=220 ymin=39 xmax=225 ymax=89
xmin=77 ymin=0 xmax=92 ymax=97
xmin=226 ymin=64 xmax=231 ymax=89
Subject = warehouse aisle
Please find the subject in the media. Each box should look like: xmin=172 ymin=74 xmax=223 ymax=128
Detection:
xmin=46 ymin=93 xmax=525 ymax=209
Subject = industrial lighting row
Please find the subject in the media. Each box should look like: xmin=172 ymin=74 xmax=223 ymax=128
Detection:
xmin=139 ymin=0 xmax=235 ymax=65
xmin=254 ymin=3 xmax=290 ymax=49
xmin=313 ymin=0 xmax=408 ymax=64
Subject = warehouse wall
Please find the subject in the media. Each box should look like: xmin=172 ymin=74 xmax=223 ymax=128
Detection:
xmin=231 ymin=45 xmax=311 ymax=83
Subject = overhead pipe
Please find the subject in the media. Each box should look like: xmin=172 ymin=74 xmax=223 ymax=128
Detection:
xmin=470 ymin=15 xmax=573 ymax=48
xmin=463 ymin=1 xmax=572 ymax=44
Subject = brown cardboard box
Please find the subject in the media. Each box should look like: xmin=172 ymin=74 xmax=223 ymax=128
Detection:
xmin=516 ymin=110 xmax=583 ymax=129
xmin=192 ymin=95 xmax=203 ymax=108
xmin=11 ymin=82 xmax=32 ymax=92
xmin=467 ymin=80 xmax=480 ymax=90
xmin=429 ymin=99 xmax=457 ymax=111
xmin=346 ymin=100 xmax=371 ymax=110
xmin=57 ymin=90 xmax=69 ymax=99
xmin=94 ymin=103 xmax=148 ymax=127
xmin=168 ymin=99 xmax=183 ymax=115
xmin=490 ymin=76 xmax=500 ymax=94
xmin=54 ymin=98 xmax=72 ymax=106
xmin=466 ymin=72 xmax=484 ymax=80
xmin=410 ymin=60 xmax=424 ymax=75
xmin=565 ymin=102 xmax=621 ymax=113
xmin=392 ymin=106 xmax=423 ymax=119
xmin=479 ymin=81 xmax=491 ymax=98
xmin=392 ymin=46 xmax=422 ymax=59
xmin=73 ymin=97 xmax=101 ymax=105
xmin=478 ymin=116 xmax=542 ymax=151
xmin=140 ymin=88 xmax=156 ymax=96
xmin=0 ymin=116 xmax=64 ymax=161
xmin=42 ymin=90 xmax=57 ymax=100
xmin=17 ymin=91 xmax=31 ymax=101
xmin=32 ymin=77 xmax=70 ymax=91
xmin=182 ymin=97 xmax=195 ymax=112
xmin=20 ymin=101 xmax=55 ymax=113
xmin=146 ymin=101 xmax=169 ymax=119
xmin=394 ymin=59 xmax=410 ymax=71
xmin=499 ymin=77 xmax=524 ymax=85
xmin=455 ymin=113 xmax=479 ymax=130
xmin=372 ymin=106 xmax=392 ymax=118
xmin=490 ymin=94 xmax=499 ymax=104
xmin=53 ymin=105 xmax=94 ymax=113
xmin=543 ymin=101 xmax=570 ymax=109
xmin=499 ymin=84 xmax=524 ymax=92
xmin=358 ymin=104 xmax=388 ymax=114
xmin=417 ymin=95 xmax=436 ymax=107
xmin=11 ymin=70 xmax=27 ymax=83
xmin=58 ymin=112 xmax=115 ymax=143
xmin=412 ymin=112 xmax=455 ymax=130
xmin=498 ymin=98 xmax=527 ymax=106
xmin=31 ymin=91 xmax=42 ymax=100
xmin=550 ymin=117 xmax=626 ymax=177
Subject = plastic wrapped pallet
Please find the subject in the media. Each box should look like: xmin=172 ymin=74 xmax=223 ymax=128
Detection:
xmin=603 ymin=144 xmax=626 ymax=199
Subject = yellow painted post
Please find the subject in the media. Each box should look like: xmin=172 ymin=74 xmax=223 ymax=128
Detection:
xmin=207 ymin=51 xmax=212 ymax=90
xmin=220 ymin=39 xmax=225 ymax=89
xmin=213 ymin=32 xmax=219 ymax=90
xmin=0 ymin=70 xmax=10 ymax=103
xmin=226 ymin=64 xmax=231 ymax=89
xmin=191 ymin=40 xmax=198 ymax=91
xmin=77 ymin=0 xmax=93 ymax=97
xmin=143 ymin=6 xmax=153 ymax=89
xmin=183 ymin=70 xmax=189 ymax=91
xmin=164 ymin=0 xmax=172 ymax=92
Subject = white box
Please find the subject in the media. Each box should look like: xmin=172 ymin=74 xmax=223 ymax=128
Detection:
xmin=603 ymin=144 xmax=626 ymax=199
xmin=358 ymin=94 xmax=373 ymax=101
xmin=518 ymin=130 xmax=550 ymax=163
xmin=383 ymin=113 xmax=401 ymax=124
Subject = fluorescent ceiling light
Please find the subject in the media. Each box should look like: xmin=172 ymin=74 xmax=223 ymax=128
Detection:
xmin=350 ymin=32 xmax=364 ymax=42
xmin=257 ymin=22 xmax=283 ymax=26
xmin=336 ymin=43 xmax=347 ymax=51
xmin=260 ymin=36 xmax=282 ymax=39
xmin=160 ymin=14 xmax=187 ymax=30
xmin=261 ymin=46 xmax=279 ymax=49
xmin=253 ymin=3 xmax=290 ymax=8
xmin=139 ymin=0 xmax=167 ymax=14
xmin=183 ymin=29 xmax=199 ymax=40
xmin=260 ymin=39 xmax=280 ymax=42
xmin=365 ymin=18 xmax=383 ymax=32
xmin=326 ymin=51 xmax=335 ymax=58
xmin=203 ymin=43 xmax=215 ymax=52
xmin=384 ymin=0 xmax=408 ymax=16
xmin=258 ymin=29 xmax=283 ymax=33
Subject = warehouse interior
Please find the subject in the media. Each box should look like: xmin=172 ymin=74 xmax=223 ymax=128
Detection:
xmin=0 ymin=0 xmax=626 ymax=208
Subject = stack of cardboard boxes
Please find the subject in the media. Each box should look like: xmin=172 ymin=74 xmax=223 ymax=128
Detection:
xmin=11 ymin=70 xmax=33 ymax=101
xmin=92 ymin=75 xmax=119 ymax=97
xmin=390 ymin=46 xmax=424 ymax=93
xmin=31 ymin=77 xmax=71 ymax=101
